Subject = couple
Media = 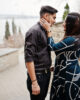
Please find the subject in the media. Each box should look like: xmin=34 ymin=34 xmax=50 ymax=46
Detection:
xmin=24 ymin=5 xmax=80 ymax=100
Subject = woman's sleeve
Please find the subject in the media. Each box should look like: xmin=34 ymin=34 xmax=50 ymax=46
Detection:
xmin=47 ymin=37 xmax=75 ymax=51
xmin=76 ymin=48 xmax=80 ymax=58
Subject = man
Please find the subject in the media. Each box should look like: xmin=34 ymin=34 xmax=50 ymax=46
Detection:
xmin=24 ymin=5 xmax=58 ymax=100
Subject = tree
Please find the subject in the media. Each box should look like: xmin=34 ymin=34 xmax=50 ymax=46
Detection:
xmin=63 ymin=3 xmax=70 ymax=20
xmin=5 ymin=21 xmax=10 ymax=39
xmin=12 ymin=19 xmax=17 ymax=34
xmin=19 ymin=26 xmax=22 ymax=35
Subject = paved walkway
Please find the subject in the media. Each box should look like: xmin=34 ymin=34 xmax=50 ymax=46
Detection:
xmin=0 ymin=48 xmax=51 ymax=100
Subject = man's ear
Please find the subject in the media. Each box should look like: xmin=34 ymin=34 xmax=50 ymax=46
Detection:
xmin=43 ymin=13 xmax=49 ymax=20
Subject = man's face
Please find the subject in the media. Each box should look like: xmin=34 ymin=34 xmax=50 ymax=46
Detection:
xmin=43 ymin=13 xmax=56 ymax=26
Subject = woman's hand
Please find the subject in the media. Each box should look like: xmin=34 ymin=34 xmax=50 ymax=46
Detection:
xmin=40 ymin=18 xmax=51 ymax=32
xmin=40 ymin=18 xmax=52 ymax=37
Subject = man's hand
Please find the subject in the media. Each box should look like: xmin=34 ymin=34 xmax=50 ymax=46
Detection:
xmin=26 ymin=62 xmax=40 ymax=95
xmin=32 ymin=81 xmax=40 ymax=95
xmin=50 ymin=66 xmax=54 ymax=72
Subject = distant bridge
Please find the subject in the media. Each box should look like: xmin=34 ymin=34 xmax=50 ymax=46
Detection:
xmin=0 ymin=15 xmax=39 ymax=19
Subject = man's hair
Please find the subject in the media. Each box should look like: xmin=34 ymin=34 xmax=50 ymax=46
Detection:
xmin=40 ymin=5 xmax=58 ymax=17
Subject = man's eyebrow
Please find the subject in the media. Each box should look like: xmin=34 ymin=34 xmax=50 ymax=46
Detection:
xmin=54 ymin=17 xmax=56 ymax=19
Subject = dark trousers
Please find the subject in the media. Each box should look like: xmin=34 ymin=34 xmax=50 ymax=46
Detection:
xmin=26 ymin=71 xmax=51 ymax=100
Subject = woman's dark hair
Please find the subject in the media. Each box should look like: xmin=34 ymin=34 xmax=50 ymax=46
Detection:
xmin=65 ymin=12 xmax=80 ymax=49
xmin=40 ymin=5 xmax=58 ymax=17
xmin=65 ymin=12 xmax=80 ymax=36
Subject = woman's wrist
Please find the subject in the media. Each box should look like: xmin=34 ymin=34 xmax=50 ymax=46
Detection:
xmin=47 ymin=29 xmax=51 ymax=33
xmin=48 ymin=33 xmax=52 ymax=37
xmin=47 ymin=30 xmax=52 ymax=37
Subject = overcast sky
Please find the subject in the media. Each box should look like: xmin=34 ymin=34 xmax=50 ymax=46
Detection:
xmin=0 ymin=0 xmax=80 ymax=17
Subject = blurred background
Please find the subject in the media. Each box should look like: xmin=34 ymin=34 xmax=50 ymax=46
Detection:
xmin=0 ymin=0 xmax=80 ymax=100
xmin=0 ymin=0 xmax=80 ymax=45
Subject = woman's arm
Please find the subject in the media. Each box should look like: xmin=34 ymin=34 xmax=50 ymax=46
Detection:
xmin=40 ymin=18 xmax=75 ymax=51
xmin=47 ymin=36 xmax=75 ymax=51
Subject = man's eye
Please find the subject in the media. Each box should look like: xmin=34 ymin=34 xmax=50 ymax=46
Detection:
xmin=53 ymin=17 xmax=56 ymax=19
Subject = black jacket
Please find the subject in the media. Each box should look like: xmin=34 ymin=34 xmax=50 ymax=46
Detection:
xmin=24 ymin=22 xmax=51 ymax=69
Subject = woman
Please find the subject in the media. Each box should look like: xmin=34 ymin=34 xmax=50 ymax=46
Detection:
xmin=40 ymin=12 xmax=80 ymax=100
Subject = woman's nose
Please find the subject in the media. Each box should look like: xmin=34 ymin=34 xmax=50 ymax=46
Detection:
xmin=63 ymin=22 xmax=65 ymax=27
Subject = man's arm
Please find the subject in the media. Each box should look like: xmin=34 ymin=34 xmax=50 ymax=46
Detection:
xmin=24 ymin=31 xmax=40 ymax=95
xmin=26 ymin=62 xmax=36 ymax=82
xmin=26 ymin=62 xmax=40 ymax=95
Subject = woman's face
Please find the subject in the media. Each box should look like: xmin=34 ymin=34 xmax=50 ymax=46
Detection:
xmin=63 ymin=21 xmax=66 ymax=31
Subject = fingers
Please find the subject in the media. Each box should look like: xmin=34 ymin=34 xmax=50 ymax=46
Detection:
xmin=32 ymin=88 xmax=40 ymax=95
xmin=32 ymin=83 xmax=40 ymax=95
xmin=40 ymin=18 xmax=48 ymax=25
xmin=40 ymin=18 xmax=51 ymax=32
xmin=40 ymin=19 xmax=45 ymax=26
xmin=50 ymin=67 xmax=54 ymax=71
